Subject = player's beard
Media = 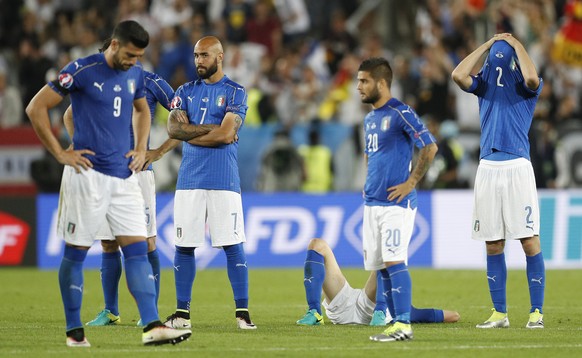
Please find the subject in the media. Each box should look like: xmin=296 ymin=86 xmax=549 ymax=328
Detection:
xmin=197 ymin=58 xmax=218 ymax=79
xmin=112 ymin=51 xmax=133 ymax=71
xmin=361 ymin=86 xmax=381 ymax=104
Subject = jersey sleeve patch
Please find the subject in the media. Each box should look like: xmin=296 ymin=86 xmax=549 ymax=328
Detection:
xmin=58 ymin=73 xmax=74 ymax=89
xmin=170 ymin=96 xmax=183 ymax=110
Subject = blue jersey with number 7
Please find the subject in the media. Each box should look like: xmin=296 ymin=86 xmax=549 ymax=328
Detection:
xmin=170 ymin=75 xmax=247 ymax=192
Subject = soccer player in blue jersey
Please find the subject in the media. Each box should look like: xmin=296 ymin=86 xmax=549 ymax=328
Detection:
xmin=60 ymin=41 xmax=179 ymax=327
xmin=452 ymin=33 xmax=545 ymax=329
xmin=163 ymin=36 xmax=256 ymax=330
xmin=25 ymin=20 xmax=191 ymax=347
xmin=352 ymin=58 xmax=438 ymax=342
xmin=297 ymin=238 xmax=460 ymax=326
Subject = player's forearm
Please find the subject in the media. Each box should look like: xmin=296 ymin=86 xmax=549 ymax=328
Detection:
xmin=451 ymin=41 xmax=492 ymax=89
xmin=27 ymin=105 xmax=65 ymax=160
xmin=513 ymin=43 xmax=540 ymax=90
xmin=133 ymin=111 xmax=151 ymax=151
xmin=155 ymin=138 xmax=181 ymax=156
xmin=408 ymin=143 xmax=438 ymax=187
xmin=63 ymin=105 xmax=74 ymax=139
xmin=167 ymin=110 xmax=217 ymax=141
xmin=187 ymin=128 xmax=235 ymax=147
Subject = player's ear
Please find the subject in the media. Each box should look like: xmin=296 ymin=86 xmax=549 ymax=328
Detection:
xmin=217 ymin=52 xmax=224 ymax=63
xmin=110 ymin=39 xmax=120 ymax=52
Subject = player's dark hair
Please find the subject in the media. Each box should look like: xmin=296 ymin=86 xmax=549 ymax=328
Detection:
xmin=99 ymin=38 xmax=112 ymax=53
xmin=111 ymin=20 xmax=149 ymax=49
xmin=358 ymin=57 xmax=393 ymax=88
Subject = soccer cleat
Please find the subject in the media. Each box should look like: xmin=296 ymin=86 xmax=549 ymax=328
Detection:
xmin=369 ymin=310 xmax=387 ymax=326
xmin=296 ymin=309 xmax=324 ymax=326
xmin=369 ymin=321 xmax=413 ymax=342
xmin=476 ymin=308 xmax=509 ymax=328
xmin=66 ymin=328 xmax=90 ymax=347
xmin=66 ymin=336 xmax=91 ymax=347
xmin=525 ymin=309 xmax=544 ymax=329
xmin=236 ymin=309 xmax=257 ymax=330
xmin=142 ymin=326 xmax=192 ymax=346
xmin=136 ymin=319 xmax=144 ymax=327
xmin=163 ymin=313 xmax=192 ymax=329
xmin=86 ymin=309 xmax=120 ymax=326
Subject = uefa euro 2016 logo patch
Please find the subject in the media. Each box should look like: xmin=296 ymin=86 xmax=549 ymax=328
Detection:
xmin=127 ymin=79 xmax=136 ymax=94
xmin=170 ymin=96 xmax=182 ymax=110
xmin=216 ymin=95 xmax=226 ymax=107
xmin=381 ymin=116 xmax=391 ymax=131
xmin=59 ymin=73 xmax=74 ymax=89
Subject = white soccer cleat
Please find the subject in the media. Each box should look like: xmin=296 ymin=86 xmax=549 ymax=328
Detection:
xmin=236 ymin=309 xmax=257 ymax=330
xmin=142 ymin=326 xmax=192 ymax=346
xmin=525 ymin=309 xmax=544 ymax=329
xmin=163 ymin=313 xmax=192 ymax=329
xmin=370 ymin=322 xmax=413 ymax=342
xmin=66 ymin=336 xmax=91 ymax=347
xmin=476 ymin=309 xmax=510 ymax=329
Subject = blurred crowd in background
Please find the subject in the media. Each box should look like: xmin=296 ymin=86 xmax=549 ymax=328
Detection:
xmin=1 ymin=0 xmax=582 ymax=193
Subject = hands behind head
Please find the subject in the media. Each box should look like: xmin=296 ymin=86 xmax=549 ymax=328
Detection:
xmin=489 ymin=33 xmax=520 ymax=49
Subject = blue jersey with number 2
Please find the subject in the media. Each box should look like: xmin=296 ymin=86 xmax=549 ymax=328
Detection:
xmin=464 ymin=40 xmax=543 ymax=160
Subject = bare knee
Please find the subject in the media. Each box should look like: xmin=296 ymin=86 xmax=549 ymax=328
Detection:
xmin=521 ymin=236 xmax=541 ymax=256
xmin=485 ymin=240 xmax=505 ymax=255
xmin=101 ymin=240 xmax=119 ymax=253
xmin=146 ymin=236 xmax=156 ymax=252
xmin=307 ymin=238 xmax=329 ymax=255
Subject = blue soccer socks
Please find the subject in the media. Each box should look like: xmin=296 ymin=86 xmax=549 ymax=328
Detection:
xmin=224 ymin=243 xmax=249 ymax=309
xmin=101 ymin=251 xmax=122 ymax=316
xmin=526 ymin=252 xmax=545 ymax=313
xmin=375 ymin=269 xmax=391 ymax=316
xmin=486 ymin=253 xmax=507 ymax=313
xmin=148 ymin=249 xmax=161 ymax=305
xmin=122 ymin=241 xmax=158 ymax=326
xmin=59 ymin=246 xmax=88 ymax=331
xmin=174 ymin=246 xmax=196 ymax=312
xmin=303 ymin=250 xmax=325 ymax=315
xmin=386 ymin=263 xmax=412 ymax=324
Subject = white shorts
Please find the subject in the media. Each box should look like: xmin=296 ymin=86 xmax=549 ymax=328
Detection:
xmin=57 ymin=166 xmax=147 ymax=247
xmin=472 ymin=158 xmax=540 ymax=241
xmin=323 ymin=281 xmax=375 ymax=325
xmin=96 ymin=170 xmax=157 ymax=240
xmin=362 ymin=205 xmax=416 ymax=271
xmin=173 ymin=189 xmax=246 ymax=247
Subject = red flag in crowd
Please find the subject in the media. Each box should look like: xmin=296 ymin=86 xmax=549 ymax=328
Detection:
xmin=553 ymin=0 xmax=582 ymax=66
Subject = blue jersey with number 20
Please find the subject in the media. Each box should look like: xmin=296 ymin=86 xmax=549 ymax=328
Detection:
xmin=364 ymin=97 xmax=436 ymax=209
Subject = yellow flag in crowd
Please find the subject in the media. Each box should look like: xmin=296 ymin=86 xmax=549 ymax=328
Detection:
xmin=553 ymin=0 xmax=582 ymax=67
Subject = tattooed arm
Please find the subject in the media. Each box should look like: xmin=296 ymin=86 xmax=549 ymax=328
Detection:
xmin=187 ymin=112 xmax=243 ymax=147
xmin=387 ymin=143 xmax=438 ymax=203
xmin=167 ymin=109 xmax=218 ymax=141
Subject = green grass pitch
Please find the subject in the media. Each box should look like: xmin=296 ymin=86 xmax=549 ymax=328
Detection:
xmin=0 ymin=267 xmax=581 ymax=357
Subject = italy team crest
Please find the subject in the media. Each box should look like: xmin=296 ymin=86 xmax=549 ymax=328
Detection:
xmin=127 ymin=79 xmax=136 ymax=94
xmin=216 ymin=95 xmax=226 ymax=107
xmin=381 ymin=116 xmax=391 ymax=131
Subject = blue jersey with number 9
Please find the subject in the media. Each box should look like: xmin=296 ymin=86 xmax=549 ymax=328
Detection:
xmin=49 ymin=52 xmax=146 ymax=179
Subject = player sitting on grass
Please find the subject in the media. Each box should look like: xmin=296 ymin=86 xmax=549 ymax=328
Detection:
xmin=296 ymin=238 xmax=460 ymax=326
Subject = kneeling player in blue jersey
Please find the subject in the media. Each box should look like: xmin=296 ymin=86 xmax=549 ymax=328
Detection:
xmin=297 ymin=239 xmax=460 ymax=326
